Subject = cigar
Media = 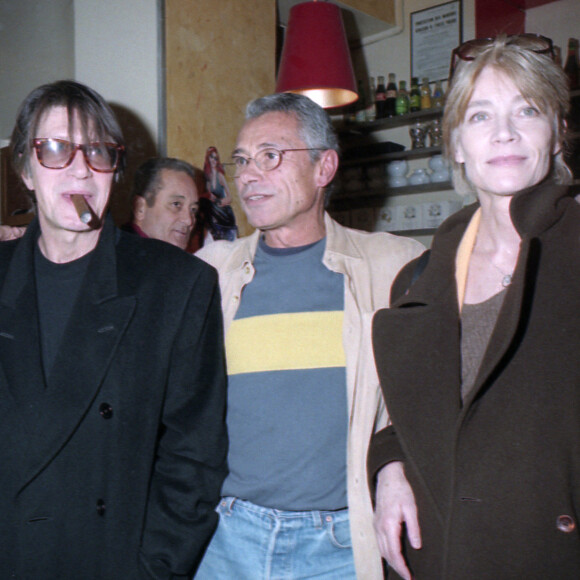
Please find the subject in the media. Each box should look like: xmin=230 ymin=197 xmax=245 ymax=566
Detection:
xmin=71 ymin=194 xmax=99 ymax=228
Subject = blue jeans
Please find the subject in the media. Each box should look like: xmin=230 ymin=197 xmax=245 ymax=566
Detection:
xmin=194 ymin=497 xmax=356 ymax=579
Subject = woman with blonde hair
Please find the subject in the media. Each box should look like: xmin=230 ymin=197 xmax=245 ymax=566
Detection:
xmin=368 ymin=35 xmax=580 ymax=579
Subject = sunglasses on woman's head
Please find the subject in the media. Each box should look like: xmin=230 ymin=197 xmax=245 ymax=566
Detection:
xmin=449 ymin=34 xmax=554 ymax=80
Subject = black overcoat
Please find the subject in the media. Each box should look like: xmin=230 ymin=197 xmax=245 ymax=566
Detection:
xmin=0 ymin=216 xmax=228 ymax=579
xmin=369 ymin=181 xmax=580 ymax=579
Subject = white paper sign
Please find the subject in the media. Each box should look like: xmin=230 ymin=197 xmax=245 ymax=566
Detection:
xmin=411 ymin=1 xmax=462 ymax=82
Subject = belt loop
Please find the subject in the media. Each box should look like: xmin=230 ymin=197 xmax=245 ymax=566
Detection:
xmin=222 ymin=496 xmax=236 ymax=515
xmin=312 ymin=510 xmax=323 ymax=528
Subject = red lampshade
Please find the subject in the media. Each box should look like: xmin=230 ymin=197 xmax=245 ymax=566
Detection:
xmin=276 ymin=1 xmax=358 ymax=109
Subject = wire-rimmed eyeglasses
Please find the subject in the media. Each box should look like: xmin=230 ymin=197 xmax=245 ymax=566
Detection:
xmin=223 ymin=147 xmax=326 ymax=178
xmin=32 ymin=138 xmax=124 ymax=173
xmin=449 ymin=34 xmax=554 ymax=80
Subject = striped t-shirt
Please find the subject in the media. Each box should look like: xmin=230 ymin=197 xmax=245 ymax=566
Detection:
xmin=221 ymin=236 xmax=347 ymax=510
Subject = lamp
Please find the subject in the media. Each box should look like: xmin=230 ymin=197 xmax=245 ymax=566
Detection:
xmin=276 ymin=1 xmax=358 ymax=109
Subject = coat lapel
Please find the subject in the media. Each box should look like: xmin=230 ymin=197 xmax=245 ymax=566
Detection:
xmin=0 ymin=217 xmax=137 ymax=489
xmin=464 ymin=182 xmax=574 ymax=408
xmin=373 ymin=255 xmax=463 ymax=518
xmin=0 ymin=220 xmax=47 ymax=478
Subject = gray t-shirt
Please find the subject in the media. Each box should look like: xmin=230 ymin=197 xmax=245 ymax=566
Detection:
xmin=221 ymin=237 xmax=347 ymax=510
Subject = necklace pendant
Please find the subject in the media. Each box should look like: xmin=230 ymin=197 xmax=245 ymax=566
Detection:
xmin=502 ymin=274 xmax=512 ymax=287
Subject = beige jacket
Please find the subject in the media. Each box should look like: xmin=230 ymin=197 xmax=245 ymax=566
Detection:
xmin=197 ymin=213 xmax=424 ymax=579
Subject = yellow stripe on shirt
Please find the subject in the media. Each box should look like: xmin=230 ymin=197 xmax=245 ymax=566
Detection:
xmin=226 ymin=311 xmax=345 ymax=375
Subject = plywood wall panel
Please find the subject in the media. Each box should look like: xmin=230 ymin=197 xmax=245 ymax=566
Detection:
xmin=342 ymin=0 xmax=395 ymax=23
xmin=165 ymin=0 xmax=275 ymax=235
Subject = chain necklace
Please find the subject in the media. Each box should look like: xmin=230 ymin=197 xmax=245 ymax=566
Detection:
xmin=486 ymin=256 xmax=513 ymax=287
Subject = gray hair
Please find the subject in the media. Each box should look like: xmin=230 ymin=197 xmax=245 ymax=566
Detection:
xmin=245 ymin=93 xmax=339 ymax=203
xmin=245 ymin=93 xmax=340 ymax=161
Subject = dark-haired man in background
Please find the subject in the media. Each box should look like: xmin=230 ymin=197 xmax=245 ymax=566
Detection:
xmin=127 ymin=156 xmax=199 ymax=250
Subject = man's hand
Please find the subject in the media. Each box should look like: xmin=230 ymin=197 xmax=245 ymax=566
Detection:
xmin=0 ymin=225 xmax=25 ymax=241
xmin=374 ymin=461 xmax=421 ymax=580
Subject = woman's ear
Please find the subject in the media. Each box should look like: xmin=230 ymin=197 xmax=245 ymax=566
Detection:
xmin=453 ymin=132 xmax=465 ymax=164
xmin=553 ymin=118 xmax=567 ymax=156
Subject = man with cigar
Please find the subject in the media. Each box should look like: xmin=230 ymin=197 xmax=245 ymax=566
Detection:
xmin=0 ymin=80 xmax=228 ymax=579
xmin=194 ymin=92 xmax=423 ymax=579
xmin=127 ymin=157 xmax=199 ymax=250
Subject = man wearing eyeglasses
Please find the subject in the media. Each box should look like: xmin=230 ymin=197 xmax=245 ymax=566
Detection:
xmin=194 ymin=92 xmax=424 ymax=580
xmin=0 ymin=80 xmax=228 ymax=579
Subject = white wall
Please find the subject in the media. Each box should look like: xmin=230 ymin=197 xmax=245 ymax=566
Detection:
xmin=359 ymin=0 xmax=475 ymax=92
xmin=74 ymin=0 xmax=159 ymax=150
xmin=1 ymin=0 xmax=576 ymax=156
xmin=0 ymin=0 xmax=74 ymax=140
xmin=526 ymin=0 xmax=580 ymax=57
xmin=0 ymin=0 xmax=159 ymax=148
xmin=354 ymin=0 xmax=475 ymax=150
xmin=345 ymin=0 xmax=476 ymax=246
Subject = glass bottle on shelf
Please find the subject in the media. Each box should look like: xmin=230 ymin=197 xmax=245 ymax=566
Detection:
xmin=420 ymin=77 xmax=432 ymax=110
xmin=432 ymin=80 xmax=445 ymax=108
xmin=409 ymin=77 xmax=421 ymax=112
xmin=365 ymin=77 xmax=377 ymax=122
xmin=564 ymin=38 xmax=579 ymax=90
xmin=375 ymin=75 xmax=387 ymax=119
xmin=385 ymin=73 xmax=397 ymax=117
xmin=355 ymin=79 xmax=367 ymax=123
xmin=395 ymin=80 xmax=409 ymax=115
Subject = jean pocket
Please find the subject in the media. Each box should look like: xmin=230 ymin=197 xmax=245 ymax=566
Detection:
xmin=327 ymin=515 xmax=352 ymax=549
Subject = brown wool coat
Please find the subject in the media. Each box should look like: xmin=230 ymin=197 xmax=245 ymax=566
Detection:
xmin=368 ymin=181 xmax=580 ymax=579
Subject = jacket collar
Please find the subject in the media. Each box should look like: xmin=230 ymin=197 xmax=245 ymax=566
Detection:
xmin=0 ymin=214 xmax=135 ymax=489
xmin=224 ymin=212 xmax=362 ymax=274
xmin=400 ymin=179 xmax=574 ymax=309
xmin=0 ymin=213 xmax=120 ymax=308
xmin=324 ymin=212 xmax=364 ymax=259
xmin=454 ymin=179 xmax=573 ymax=309
xmin=510 ymin=178 xmax=573 ymax=238
xmin=220 ymin=228 xmax=261 ymax=275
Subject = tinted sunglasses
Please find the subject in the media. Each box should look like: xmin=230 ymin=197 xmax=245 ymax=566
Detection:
xmin=32 ymin=138 xmax=124 ymax=173
xmin=449 ymin=34 xmax=554 ymax=80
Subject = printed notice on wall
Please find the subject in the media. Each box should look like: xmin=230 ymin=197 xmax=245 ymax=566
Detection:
xmin=411 ymin=0 xmax=461 ymax=82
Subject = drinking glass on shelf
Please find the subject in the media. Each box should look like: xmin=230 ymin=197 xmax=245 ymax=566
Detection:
xmin=428 ymin=118 xmax=443 ymax=148
xmin=409 ymin=121 xmax=427 ymax=149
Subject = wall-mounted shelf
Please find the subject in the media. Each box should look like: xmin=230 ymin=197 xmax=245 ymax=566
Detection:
xmin=391 ymin=228 xmax=437 ymax=236
xmin=332 ymin=106 xmax=458 ymax=238
xmin=331 ymin=181 xmax=452 ymax=212
xmin=342 ymin=146 xmax=443 ymax=167
xmin=336 ymin=107 xmax=449 ymax=201
xmin=337 ymin=107 xmax=444 ymax=136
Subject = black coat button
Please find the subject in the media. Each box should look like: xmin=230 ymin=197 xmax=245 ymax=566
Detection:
xmin=96 ymin=499 xmax=106 ymax=516
xmin=557 ymin=515 xmax=576 ymax=533
xmin=99 ymin=403 xmax=113 ymax=419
